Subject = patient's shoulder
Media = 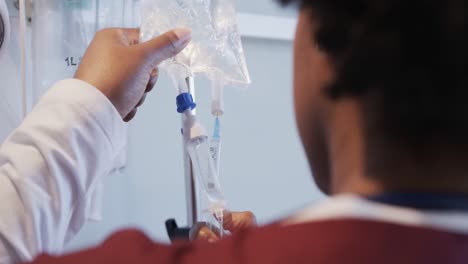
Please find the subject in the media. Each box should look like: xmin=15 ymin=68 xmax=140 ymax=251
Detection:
xmin=225 ymin=219 xmax=468 ymax=264
xmin=28 ymin=221 xmax=468 ymax=264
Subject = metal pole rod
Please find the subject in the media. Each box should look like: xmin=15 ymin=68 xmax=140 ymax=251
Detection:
xmin=182 ymin=76 xmax=198 ymax=227
xmin=19 ymin=0 xmax=27 ymax=118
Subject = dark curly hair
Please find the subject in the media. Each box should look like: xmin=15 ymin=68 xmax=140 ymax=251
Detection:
xmin=281 ymin=0 xmax=466 ymax=178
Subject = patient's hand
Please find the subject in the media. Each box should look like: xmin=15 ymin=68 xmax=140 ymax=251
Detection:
xmin=190 ymin=211 xmax=257 ymax=243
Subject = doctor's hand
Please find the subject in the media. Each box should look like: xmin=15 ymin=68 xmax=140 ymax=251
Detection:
xmin=190 ymin=211 xmax=257 ymax=243
xmin=75 ymin=28 xmax=191 ymax=122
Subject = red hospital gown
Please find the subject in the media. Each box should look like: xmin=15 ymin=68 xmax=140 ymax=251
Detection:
xmin=30 ymin=218 xmax=468 ymax=264
xmin=33 ymin=196 xmax=468 ymax=264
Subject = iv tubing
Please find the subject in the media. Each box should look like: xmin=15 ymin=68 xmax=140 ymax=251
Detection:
xmin=210 ymin=117 xmax=222 ymax=175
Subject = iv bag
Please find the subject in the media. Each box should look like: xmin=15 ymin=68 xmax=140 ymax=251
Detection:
xmin=28 ymin=0 xmax=140 ymax=157
xmin=140 ymin=0 xmax=251 ymax=90
xmin=30 ymin=0 xmax=140 ymax=103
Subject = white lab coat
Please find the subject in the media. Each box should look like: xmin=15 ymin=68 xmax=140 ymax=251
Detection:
xmin=0 ymin=79 xmax=127 ymax=263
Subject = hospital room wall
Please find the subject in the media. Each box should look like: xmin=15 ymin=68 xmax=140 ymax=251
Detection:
xmin=236 ymin=0 xmax=298 ymax=17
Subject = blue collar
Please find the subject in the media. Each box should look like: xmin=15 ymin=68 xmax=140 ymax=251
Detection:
xmin=366 ymin=192 xmax=468 ymax=212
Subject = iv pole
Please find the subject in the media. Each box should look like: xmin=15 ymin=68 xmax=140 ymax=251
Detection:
xmin=165 ymin=76 xmax=199 ymax=241
xmin=184 ymin=76 xmax=198 ymax=227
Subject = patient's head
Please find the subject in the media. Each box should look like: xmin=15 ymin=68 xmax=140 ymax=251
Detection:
xmin=281 ymin=0 xmax=466 ymax=194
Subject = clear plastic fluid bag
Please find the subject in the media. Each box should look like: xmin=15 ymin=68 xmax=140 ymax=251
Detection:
xmin=141 ymin=0 xmax=250 ymax=234
xmin=187 ymin=136 xmax=225 ymax=211
xmin=188 ymin=133 xmax=225 ymax=237
xmin=30 ymin=0 xmax=140 ymax=103
xmin=24 ymin=0 xmax=139 ymax=220
xmin=140 ymin=0 xmax=251 ymax=91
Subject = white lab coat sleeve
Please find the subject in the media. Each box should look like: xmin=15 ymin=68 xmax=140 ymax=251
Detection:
xmin=0 ymin=79 xmax=128 ymax=263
